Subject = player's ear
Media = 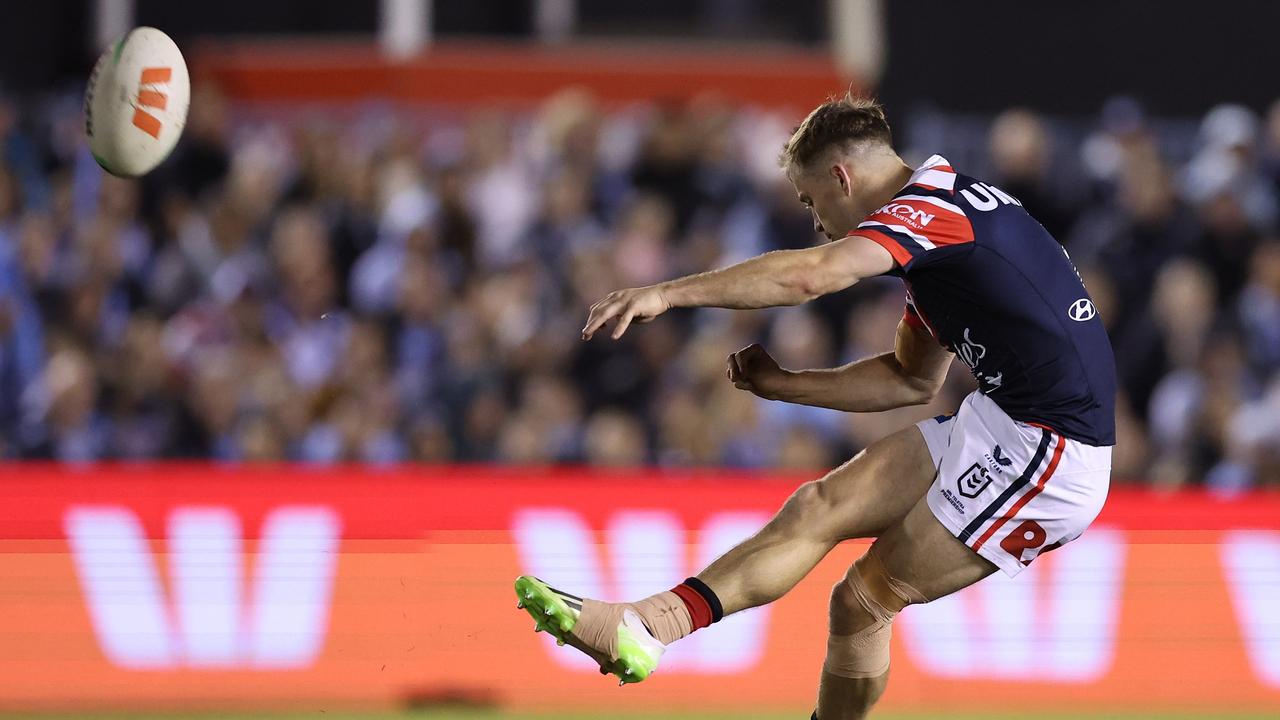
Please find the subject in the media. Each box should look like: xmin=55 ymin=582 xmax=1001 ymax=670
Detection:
xmin=831 ymin=163 xmax=853 ymax=197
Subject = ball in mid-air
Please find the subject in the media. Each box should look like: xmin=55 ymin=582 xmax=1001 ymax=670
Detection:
xmin=85 ymin=27 xmax=190 ymax=178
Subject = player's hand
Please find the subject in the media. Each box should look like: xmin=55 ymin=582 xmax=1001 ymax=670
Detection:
xmin=727 ymin=343 xmax=787 ymax=400
xmin=582 ymin=285 xmax=671 ymax=340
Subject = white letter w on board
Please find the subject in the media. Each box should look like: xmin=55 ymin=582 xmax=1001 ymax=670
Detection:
xmin=64 ymin=505 xmax=341 ymax=669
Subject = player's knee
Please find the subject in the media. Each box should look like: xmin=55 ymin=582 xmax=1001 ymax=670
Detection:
xmin=779 ymin=478 xmax=835 ymax=530
xmin=823 ymin=559 xmax=893 ymax=678
xmin=824 ymin=548 xmax=927 ymax=679
xmin=828 ymin=577 xmax=874 ymax=635
xmin=829 ymin=548 xmax=929 ymax=638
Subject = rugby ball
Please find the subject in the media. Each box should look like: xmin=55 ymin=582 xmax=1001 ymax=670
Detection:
xmin=85 ymin=27 xmax=190 ymax=178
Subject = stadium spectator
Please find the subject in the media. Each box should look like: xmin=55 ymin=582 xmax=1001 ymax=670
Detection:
xmin=987 ymin=108 xmax=1083 ymax=241
xmin=0 ymin=86 xmax=1276 ymax=491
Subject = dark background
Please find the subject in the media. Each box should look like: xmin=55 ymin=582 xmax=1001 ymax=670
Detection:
xmin=878 ymin=1 xmax=1280 ymax=116
xmin=1 ymin=0 xmax=1274 ymax=116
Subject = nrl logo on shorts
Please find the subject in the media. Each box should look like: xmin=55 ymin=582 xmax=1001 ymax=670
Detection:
xmin=956 ymin=462 xmax=994 ymax=499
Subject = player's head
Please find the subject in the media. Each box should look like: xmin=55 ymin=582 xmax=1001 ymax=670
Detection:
xmin=781 ymin=93 xmax=901 ymax=241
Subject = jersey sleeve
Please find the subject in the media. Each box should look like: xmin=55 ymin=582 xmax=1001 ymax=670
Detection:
xmin=850 ymin=191 xmax=975 ymax=271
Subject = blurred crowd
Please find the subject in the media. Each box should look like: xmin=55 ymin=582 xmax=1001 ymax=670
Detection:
xmin=0 ymin=86 xmax=1277 ymax=493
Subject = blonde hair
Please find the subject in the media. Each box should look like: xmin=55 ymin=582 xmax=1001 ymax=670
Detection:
xmin=780 ymin=93 xmax=892 ymax=168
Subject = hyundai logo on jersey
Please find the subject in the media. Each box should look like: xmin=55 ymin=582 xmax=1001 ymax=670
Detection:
xmin=1068 ymin=298 xmax=1097 ymax=322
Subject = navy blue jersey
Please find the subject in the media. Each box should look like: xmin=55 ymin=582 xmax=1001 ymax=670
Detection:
xmin=853 ymin=155 xmax=1117 ymax=446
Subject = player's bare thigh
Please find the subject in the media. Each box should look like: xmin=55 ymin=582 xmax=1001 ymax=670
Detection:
xmin=806 ymin=425 xmax=937 ymax=542
xmin=875 ymin=494 xmax=997 ymax=605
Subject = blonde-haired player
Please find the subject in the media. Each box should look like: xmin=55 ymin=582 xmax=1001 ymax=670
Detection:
xmin=516 ymin=94 xmax=1115 ymax=720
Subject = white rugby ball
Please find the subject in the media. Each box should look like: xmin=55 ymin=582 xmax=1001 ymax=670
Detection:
xmin=85 ymin=27 xmax=190 ymax=178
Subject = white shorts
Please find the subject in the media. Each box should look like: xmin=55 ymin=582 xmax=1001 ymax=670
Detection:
xmin=916 ymin=391 xmax=1113 ymax=577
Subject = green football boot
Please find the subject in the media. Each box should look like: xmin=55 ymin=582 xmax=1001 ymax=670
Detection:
xmin=514 ymin=575 xmax=665 ymax=685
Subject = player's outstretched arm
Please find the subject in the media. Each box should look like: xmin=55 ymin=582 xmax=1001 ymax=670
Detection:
xmin=582 ymin=236 xmax=894 ymax=340
xmin=727 ymin=319 xmax=952 ymax=412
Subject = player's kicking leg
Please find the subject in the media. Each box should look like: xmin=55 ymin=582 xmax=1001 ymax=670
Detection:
xmin=514 ymin=424 xmax=937 ymax=684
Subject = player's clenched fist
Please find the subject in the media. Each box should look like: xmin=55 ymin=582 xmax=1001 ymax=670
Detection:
xmin=582 ymin=285 xmax=671 ymax=340
xmin=727 ymin=343 xmax=787 ymax=400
